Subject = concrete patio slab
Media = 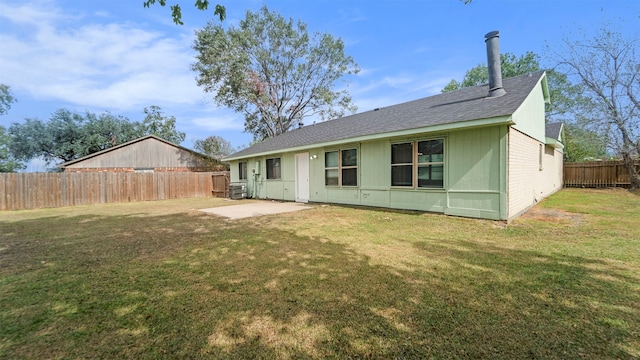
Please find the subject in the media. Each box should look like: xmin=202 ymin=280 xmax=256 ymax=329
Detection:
xmin=200 ymin=200 xmax=313 ymax=220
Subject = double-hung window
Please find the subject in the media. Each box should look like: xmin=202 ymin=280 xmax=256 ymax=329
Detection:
xmin=266 ymin=158 xmax=281 ymax=180
xmin=239 ymin=162 xmax=248 ymax=180
xmin=391 ymin=139 xmax=444 ymax=188
xmin=325 ymin=148 xmax=358 ymax=186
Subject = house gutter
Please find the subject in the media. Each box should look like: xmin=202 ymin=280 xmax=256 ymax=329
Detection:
xmin=545 ymin=137 xmax=565 ymax=150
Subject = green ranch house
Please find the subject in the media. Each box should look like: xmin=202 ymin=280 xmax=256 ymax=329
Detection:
xmin=224 ymin=32 xmax=564 ymax=221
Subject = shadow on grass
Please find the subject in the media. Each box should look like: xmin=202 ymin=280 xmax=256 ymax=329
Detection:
xmin=412 ymin=239 xmax=640 ymax=358
xmin=1 ymin=210 xmax=639 ymax=359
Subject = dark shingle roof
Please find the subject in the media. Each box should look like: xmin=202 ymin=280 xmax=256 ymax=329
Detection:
xmin=227 ymin=71 xmax=546 ymax=159
xmin=545 ymin=122 xmax=563 ymax=140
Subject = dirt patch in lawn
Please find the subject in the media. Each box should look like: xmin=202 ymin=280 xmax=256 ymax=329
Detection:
xmin=520 ymin=206 xmax=585 ymax=226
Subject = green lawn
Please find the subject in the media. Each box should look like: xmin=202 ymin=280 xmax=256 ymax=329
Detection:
xmin=1 ymin=189 xmax=639 ymax=359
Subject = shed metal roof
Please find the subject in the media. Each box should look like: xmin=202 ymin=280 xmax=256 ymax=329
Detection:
xmin=227 ymin=71 xmax=547 ymax=160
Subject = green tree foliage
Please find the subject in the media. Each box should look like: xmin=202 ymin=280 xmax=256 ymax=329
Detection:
xmin=441 ymin=52 xmax=580 ymax=116
xmin=443 ymin=52 xmax=541 ymax=91
xmin=0 ymin=84 xmax=17 ymax=116
xmin=9 ymin=109 xmax=144 ymax=165
xmin=0 ymin=84 xmax=21 ymax=171
xmin=143 ymin=0 xmax=225 ymax=25
xmin=193 ymin=135 xmax=235 ymax=161
xmin=8 ymin=107 xmax=185 ymax=166
xmin=193 ymin=135 xmax=235 ymax=170
xmin=142 ymin=106 xmax=186 ymax=145
xmin=563 ymin=123 xmax=608 ymax=162
xmin=440 ymin=51 xmax=607 ymax=162
xmin=442 ymin=52 xmax=580 ymax=115
xmin=79 ymin=112 xmax=142 ymax=154
xmin=0 ymin=125 xmax=25 ymax=172
xmin=553 ymin=27 xmax=640 ymax=188
xmin=192 ymin=6 xmax=359 ymax=140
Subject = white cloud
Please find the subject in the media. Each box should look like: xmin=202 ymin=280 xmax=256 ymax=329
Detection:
xmin=0 ymin=1 xmax=202 ymax=112
xmin=0 ymin=0 xmax=66 ymax=26
xmin=191 ymin=114 xmax=245 ymax=132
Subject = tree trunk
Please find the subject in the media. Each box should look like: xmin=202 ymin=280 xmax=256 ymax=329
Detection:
xmin=622 ymin=153 xmax=640 ymax=189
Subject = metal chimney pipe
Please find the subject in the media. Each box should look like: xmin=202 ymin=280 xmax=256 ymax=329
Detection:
xmin=484 ymin=30 xmax=506 ymax=98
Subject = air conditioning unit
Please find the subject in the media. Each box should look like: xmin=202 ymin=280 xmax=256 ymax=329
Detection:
xmin=229 ymin=183 xmax=247 ymax=200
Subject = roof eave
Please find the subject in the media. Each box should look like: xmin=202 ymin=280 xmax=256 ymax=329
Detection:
xmin=224 ymin=115 xmax=514 ymax=161
xmin=545 ymin=137 xmax=564 ymax=149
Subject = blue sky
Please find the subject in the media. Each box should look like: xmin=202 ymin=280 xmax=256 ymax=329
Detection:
xmin=0 ymin=0 xmax=638 ymax=171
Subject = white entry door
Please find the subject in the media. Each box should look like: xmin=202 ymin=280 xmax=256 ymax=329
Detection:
xmin=295 ymin=152 xmax=310 ymax=203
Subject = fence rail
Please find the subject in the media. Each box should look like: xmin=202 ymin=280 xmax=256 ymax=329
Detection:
xmin=1 ymin=171 xmax=230 ymax=211
xmin=564 ymin=160 xmax=638 ymax=188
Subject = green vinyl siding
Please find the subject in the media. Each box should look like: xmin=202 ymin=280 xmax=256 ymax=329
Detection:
xmin=231 ymin=125 xmax=509 ymax=220
xmin=445 ymin=126 xmax=506 ymax=219
xmin=512 ymin=79 xmax=548 ymax=143
xmin=448 ymin=126 xmax=501 ymax=192
xmin=360 ymin=141 xmax=389 ymax=189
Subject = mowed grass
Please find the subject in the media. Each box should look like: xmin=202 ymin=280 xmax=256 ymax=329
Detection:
xmin=1 ymin=189 xmax=639 ymax=359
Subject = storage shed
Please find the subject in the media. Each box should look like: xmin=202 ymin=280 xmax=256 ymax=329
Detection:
xmin=60 ymin=135 xmax=219 ymax=173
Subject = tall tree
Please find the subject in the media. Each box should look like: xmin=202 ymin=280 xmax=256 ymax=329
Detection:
xmin=440 ymin=51 xmax=603 ymax=161
xmin=9 ymin=109 xmax=144 ymax=165
xmin=0 ymin=125 xmax=24 ymax=172
xmin=192 ymin=6 xmax=359 ymax=140
xmin=193 ymin=135 xmax=235 ymax=161
xmin=9 ymin=107 xmax=186 ymax=167
xmin=80 ymin=112 xmax=143 ymax=153
xmin=0 ymin=84 xmax=17 ymax=116
xmin=10 ymin=110 xmax=84 ymax=164
xmin=0 ymin=84 xmax=21 ymax=171
xmin=142 ymin=106 xmax=186 ymax=145
xmin=553 ymin=28 xmax=640 ymax=188
xmin=442 ymin=52 xmax=541 ymax=92
xmin=442 ymin=52 xmax=580 ymax=116
xmin=563 ymin=123 xmax=608 ymax=162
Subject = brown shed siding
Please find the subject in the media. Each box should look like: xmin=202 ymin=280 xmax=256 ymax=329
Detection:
xmin=60 ymin=136 xmax=225 ymax=172
xmin=63 ymin=138 xmax=209 ymax=170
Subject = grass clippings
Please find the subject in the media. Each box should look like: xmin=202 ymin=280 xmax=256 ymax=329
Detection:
xmin=1 ymin=189 xmax=639 ymax=359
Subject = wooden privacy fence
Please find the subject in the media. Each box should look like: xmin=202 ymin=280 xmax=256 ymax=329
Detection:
xmin=0 ymin=171 xmax=230 ymax=211
xmin=564 ymin=160 xmax=638 ymax=188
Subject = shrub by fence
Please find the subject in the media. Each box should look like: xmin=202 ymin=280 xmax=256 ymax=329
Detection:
xmin=564 ymin=160 xmax=638 ymax=188
xmin=0 ymin=171 xmax=230 ymax=211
